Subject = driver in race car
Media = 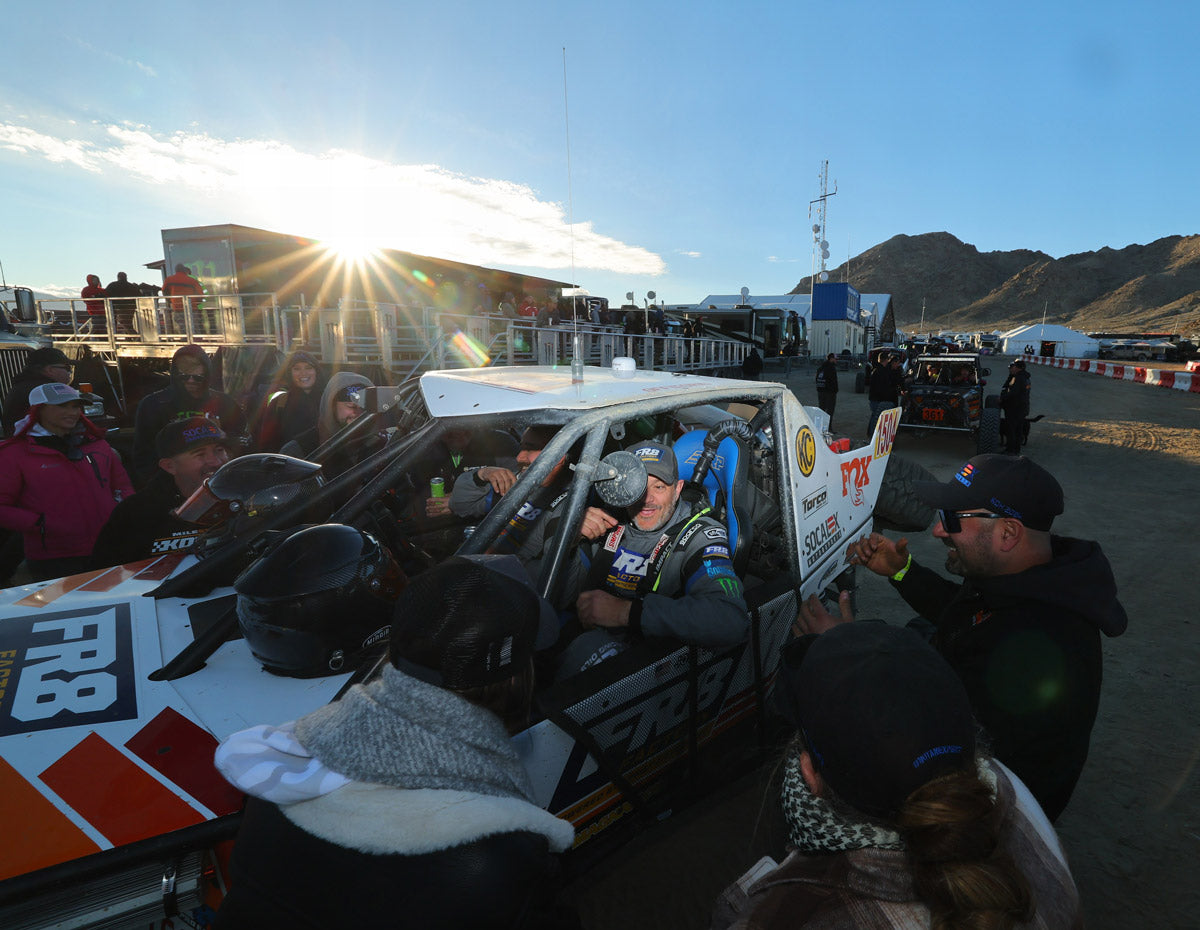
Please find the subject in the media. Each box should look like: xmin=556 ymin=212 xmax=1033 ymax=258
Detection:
xmin=556 ymin=440 xmax=748 ymax=673
xmin=447 ymin=425 xmax=572 ymax=569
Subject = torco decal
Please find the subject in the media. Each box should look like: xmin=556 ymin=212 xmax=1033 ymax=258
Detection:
xmin=0 ymin=603 xmax=136 ymax=737
xmin=873 ymin=407 xmax=901 ymax=458
xmin=803 ymin=513 xmax=843 ymax=570
xmin=796 ymin=427 xmax=816 ymax=477
xmin=840 ymin=454 xmax=872 ymax=506
xmin=802 ymin=488 xmax=828 ymax=518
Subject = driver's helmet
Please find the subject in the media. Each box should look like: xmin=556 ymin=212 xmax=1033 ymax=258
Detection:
xmin=174 ymin=453 xmax=325 ymax=527
xmin=235 ymin=524 xmax=406 ymax=677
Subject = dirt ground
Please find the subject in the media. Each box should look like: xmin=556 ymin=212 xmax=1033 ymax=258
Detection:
xmin=564 ymin=358 xmax=1200 ymax=929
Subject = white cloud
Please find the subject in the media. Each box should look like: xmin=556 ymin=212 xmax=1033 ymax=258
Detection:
xmin=676 ymin=250 xmax=702 ymax=259
xmin=766 ymin=255 xmax=801 ymax=263
xmin=0 ymin=120 xmax=665 ymax=276
xmin=71 ymin=38 xmax=158 ymax=78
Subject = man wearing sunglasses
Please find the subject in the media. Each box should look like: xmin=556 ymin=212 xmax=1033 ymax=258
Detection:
xmin=796 ymin=453 xmax=1127 ymax=823
xmin=131 ymin=344 xmax=248 ymax=485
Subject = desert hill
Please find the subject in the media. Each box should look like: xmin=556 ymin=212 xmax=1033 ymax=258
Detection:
xmin=792 ymin=232 xmax=1200 ymax=335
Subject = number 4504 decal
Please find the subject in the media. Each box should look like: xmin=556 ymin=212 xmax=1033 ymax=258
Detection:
xmin=0 ymin=604 xmax=137 ymax=737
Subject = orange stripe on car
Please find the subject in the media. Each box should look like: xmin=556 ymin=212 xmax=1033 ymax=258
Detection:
xmin=0 ymin=755 xmax=100 ymax=881
xmin=13 ymin=569 xmax=110 ymax=608
xmin=40 ymin=732 xmax=205 ymax=847
xmin=78 ymin=559 xmax=160 ymax=592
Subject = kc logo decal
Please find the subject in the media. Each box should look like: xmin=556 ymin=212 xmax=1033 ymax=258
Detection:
xmin=840 ymin=454 xmax=872 ymax=506
xmin=796 ymin=427 xmax=817 ymax=477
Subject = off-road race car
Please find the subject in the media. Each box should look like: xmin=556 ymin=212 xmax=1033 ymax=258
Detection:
xmin=0 ymin=362 xmax=910 ymax=929
xmin=898 ymin=352 xmax=1000 ymax=453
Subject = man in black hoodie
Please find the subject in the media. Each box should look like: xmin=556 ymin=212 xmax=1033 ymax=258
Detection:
xmin=131 ymin=344 xmax=247 ymax=485
xmin=797 ymin=454 xmax=1127 ymax=822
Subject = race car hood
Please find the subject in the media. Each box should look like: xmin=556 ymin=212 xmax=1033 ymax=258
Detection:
xmin=0 ymin=555 xmax=349 ymax=882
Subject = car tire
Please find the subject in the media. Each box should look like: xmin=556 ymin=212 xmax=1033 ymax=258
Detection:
xmin=854 ymin=371 xmax=866 ymax=394
xmin=873 ymin=455 xmax=936 ymax=532
xmin=977 ymin=408 xmax=1001 ymax=454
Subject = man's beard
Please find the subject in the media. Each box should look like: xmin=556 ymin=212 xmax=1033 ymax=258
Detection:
xmin=633 ymin=497 xmax=678 ymax=533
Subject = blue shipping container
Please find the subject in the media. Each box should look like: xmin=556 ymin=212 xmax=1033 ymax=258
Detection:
xmin=811 ymin=282 xmax=861 ymax=322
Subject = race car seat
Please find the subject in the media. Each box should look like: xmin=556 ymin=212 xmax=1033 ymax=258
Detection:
xmin=672 ymin=428 xmax=754 ymax=573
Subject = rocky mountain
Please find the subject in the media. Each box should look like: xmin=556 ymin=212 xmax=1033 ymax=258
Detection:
xmin=792 ymin=232 xmax=1200 ymax=335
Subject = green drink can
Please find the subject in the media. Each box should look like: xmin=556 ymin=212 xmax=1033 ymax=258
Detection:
xmin=430 ymin=477 xmax=446 ymax=498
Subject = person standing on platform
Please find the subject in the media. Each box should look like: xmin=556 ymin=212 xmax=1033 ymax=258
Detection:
xmin=104 ymin=271 xmax=143 ymax=333
xmin=81 ymin=274 xmax=107 ymax=330
xmin=163 ymin=263 xmax=205 ymax=334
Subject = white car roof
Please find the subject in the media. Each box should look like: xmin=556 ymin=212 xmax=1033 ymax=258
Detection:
xmin=420 ymin=365 xmax=774 ymax=418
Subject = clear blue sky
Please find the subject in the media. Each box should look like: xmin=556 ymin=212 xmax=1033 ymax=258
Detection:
xmin=1 ymin=0 xmax=1196 ymax=310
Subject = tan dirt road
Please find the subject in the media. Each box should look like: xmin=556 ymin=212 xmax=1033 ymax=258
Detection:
xmin=565 ymin=358 xmax=1200 ymax=930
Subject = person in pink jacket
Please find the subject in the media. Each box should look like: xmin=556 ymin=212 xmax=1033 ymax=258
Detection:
xmin=0 ymin=382 xmax=133 ymax=581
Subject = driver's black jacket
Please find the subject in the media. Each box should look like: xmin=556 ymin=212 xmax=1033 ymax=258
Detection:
xmin=90 ymin=470 xmax=203 ymax=567
xmin=578 ymin=498 xmax=748 ymax=648
xmin=890 ymin=535 xmax=1127 ymax=821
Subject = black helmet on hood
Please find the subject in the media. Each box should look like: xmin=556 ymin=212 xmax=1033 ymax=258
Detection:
xmin=235 ymin=524 xmax=406 ymax=677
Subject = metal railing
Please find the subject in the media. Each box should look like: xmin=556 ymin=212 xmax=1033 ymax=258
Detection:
xmin=21 ymin=292 xmax=750 ymax=375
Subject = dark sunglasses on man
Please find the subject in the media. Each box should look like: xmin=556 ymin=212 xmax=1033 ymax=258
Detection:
xmin=937 ymin=509 xmax=1007 ymax=534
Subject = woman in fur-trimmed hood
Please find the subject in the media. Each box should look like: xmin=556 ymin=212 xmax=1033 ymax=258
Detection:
xmin=213 ymin=556 xmax=577 ymax=930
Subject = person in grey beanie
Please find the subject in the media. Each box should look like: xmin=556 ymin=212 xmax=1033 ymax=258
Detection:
xmin=213 ymin=555 xmax=577 ymax=930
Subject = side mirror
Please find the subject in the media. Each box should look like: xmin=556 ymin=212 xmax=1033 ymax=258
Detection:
xmin=592 ymin=450 xmax=647 ymax=508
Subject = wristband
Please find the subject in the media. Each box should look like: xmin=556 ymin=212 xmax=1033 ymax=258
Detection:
xmin=627 ymin=599 xmax=644 ymax=637
xmin=891 ymin=554 xmax=913 ymax=583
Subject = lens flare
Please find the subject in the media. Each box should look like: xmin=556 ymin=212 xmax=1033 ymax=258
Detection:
xmin=449 ymin=329 xmax=490 ymax=367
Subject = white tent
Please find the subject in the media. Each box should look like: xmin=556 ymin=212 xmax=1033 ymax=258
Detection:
xmin=998 ymin=323 xmax=1100 ymax=359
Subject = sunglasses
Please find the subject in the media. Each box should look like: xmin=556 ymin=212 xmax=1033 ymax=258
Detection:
xmin=178 ymin=373 xmax=207 ymax=383
xmin=936 ymin=509 xmax=1006 ymax=534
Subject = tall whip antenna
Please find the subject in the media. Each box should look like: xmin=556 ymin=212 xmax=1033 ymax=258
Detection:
xmin=561 ymin=46 xmax=585 ymax=381
xmin=563 ymin=47 xmax=584 ymax=382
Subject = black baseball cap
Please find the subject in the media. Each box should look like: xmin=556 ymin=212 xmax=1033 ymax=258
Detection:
xmin=625 ymin=440 xmax=678 ymax=484
xmin=28 ymin=347 xmax=72 ymax=369
xmin=914 ymin=454 xmax=1064 ymax=531
xmin=389 ymin=555 xmax=550 ymax=690
xmin=156 ymin=417 xmax=232 ymax=458
xmin=776 ymin=623 xmax=976 ymax=818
